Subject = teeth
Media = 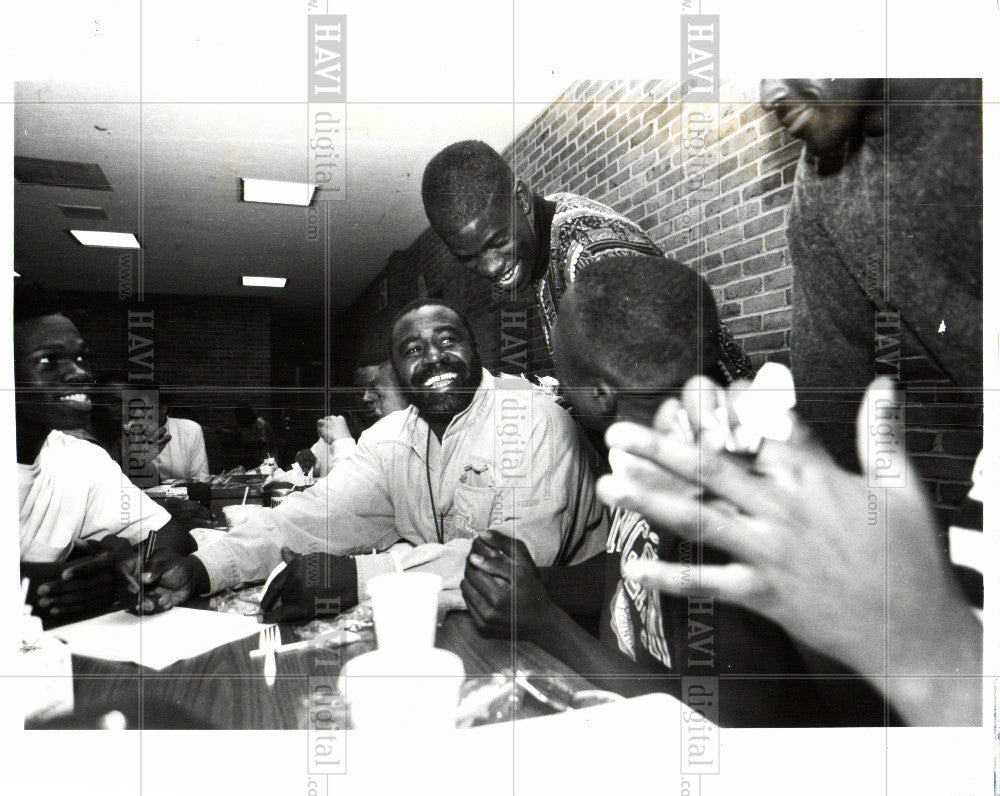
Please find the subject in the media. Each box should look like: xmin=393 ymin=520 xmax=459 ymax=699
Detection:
xmin=59 ymin=393 xmax=89 ymax=402
xmin=496 ymin=261 xmax=520 ymax=287
xmin=424 ymin=372 xmax=458 ymax=388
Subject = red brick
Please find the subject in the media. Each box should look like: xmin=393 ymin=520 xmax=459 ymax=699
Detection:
xmin=720 ymin=127 xmax=758 ymax=157
xmin=721 ymin=201 xmax=760 ymax=230
xmin=761 ymin=185 xmax=795 ymax=212
xmin=904 ymin=430 xmax=939 ymax=453
xmin=764 ymin=229 xmax=788 ymax=251
xmin=706 ymin=226 xmax=743 ymax=253
xmin=743 ymin=208 xmax=787 ymax=238
xmin=764 ymin=267 xmax=793 ymax=290
xmin=740 ymin=330 xmax=786 ymax=352
xmin=761 ymin=307 xmax=792 ymax=330
xmin=742 ymin=290 xmax=788 ymax=314
xmin=705 ymin=264 xmax=741 ymax=286
xmin=742 ymin=252 xmax=785 ymax=276
xmin=720 ymin=163 xmax=759 ymax=194
xmin=911 ymin=455 xmax=976 ymax=483
xmin=704 ymin=189 xmax=740 ymax=218
xmin=724 ymin=277 xmax=763 ymax=300
xmin=937 ymin=482 xmax=974 ymax=505
xmin=723 ymin=238 xmax=764 ymax=264
xmin=725 ymin=315 xmax=762 ymax=335
xmin=940 ymin=430 xmax=984 ymax=456
xmin=742 ymin=173 xmax=781 ymax=201
xmin=760 ymin=140 xmax=803 ymax=173
xmin=631 ymin=151 xmax=657 ymax=176
xmin=717 ymin=301 xmax=740 ymax=319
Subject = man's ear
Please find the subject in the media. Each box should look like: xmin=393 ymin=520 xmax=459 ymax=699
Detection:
xmin=514 ymin=180 xmax=532 ymax=219
xmin=593 ymin=379 xmax=618 ymax=418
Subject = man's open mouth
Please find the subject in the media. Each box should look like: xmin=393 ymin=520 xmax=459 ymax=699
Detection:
xmin=422 ymin=372 xmax=460 ymax=390
xmin=494 ymin=259 xmax=523 ymax=289
xmin=58 ymin=392 xmax=92 ymax=411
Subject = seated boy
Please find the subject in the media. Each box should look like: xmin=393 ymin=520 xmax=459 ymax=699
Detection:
xmin=461 ymin=253 xmax=884 ymax=726
xmin=15 ymin=284 xmax=193 ymax=622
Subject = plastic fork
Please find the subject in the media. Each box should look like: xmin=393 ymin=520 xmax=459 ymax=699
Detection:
xmin=258 ymin=625 xmax=279 ymax=688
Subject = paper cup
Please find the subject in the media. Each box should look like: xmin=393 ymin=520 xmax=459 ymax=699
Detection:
xmin=339 ymin=648 xmax=464 ymax=730
xmin=222 ymin=504 xmax=262 ymax=528
xmin=366 ymin=572 xmax=442 ymax=649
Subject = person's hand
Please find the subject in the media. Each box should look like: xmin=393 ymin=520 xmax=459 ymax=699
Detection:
xmin=597 ymin=377 xmax=982 ymax=724
xmin=124 ymin=419 xmax=172 ymax=455
xmin=119 ymin=551 xmax=205 ymax=614
xmin=295 ymin=448 xmax=318 ymax=474
xmin=317 ymin=415 xmax=351 ymax=445
xmin=24 ymin=536 xmax=134 ymax=619
xmin=259 ymin=549 xmax=359 ymax=623
xmin=460 ymin=531 xmax=557 ymax=639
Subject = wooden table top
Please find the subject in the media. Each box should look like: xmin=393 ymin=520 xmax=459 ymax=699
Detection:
xmin=65 ymin=611 xmax=593 ymax=730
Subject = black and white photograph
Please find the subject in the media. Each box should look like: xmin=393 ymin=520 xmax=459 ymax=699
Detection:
xmin=2 ymin=2 xmax=996 ymax=794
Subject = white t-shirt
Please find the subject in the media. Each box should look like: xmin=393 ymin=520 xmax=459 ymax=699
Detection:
xmin=19 ymin=430 xmax=171 ymax=563
xmin=152 ymin=416 xmax=210 ymax=481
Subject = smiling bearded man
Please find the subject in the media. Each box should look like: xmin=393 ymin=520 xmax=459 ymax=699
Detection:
xmin=137 ymin=299 xmax=609 ymax=621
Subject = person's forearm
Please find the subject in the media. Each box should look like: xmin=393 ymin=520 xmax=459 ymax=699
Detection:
xmin=524 ymin=602 xmax=679 ymax=700
xmin=539 ymin=552 xmax=608 ymax=615
xmin=878 ymin=603 xmax=982 ymax=726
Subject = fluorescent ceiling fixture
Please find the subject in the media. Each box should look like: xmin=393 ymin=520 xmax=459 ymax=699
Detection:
xmin=242 ymin=178 xmax=316 ymax=206
xmin=242 ymin=275 xmax=287 ymax=288
xmin=69 ymin=230 xmax=141 ymax=248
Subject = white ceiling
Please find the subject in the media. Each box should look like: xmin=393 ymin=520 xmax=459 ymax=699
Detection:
xmin=14 ymin=85 xmax=543 ymax=308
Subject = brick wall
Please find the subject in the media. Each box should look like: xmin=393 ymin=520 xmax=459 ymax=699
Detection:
xmin=342 ymin=79 xmax=981 ymax=515
xmin=66 ymin=292 xmax=272 ymax=428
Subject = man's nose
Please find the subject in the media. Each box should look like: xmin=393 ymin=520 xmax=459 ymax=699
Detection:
xmin=423 ymin=342 xmax=443 ymax=365
xmin=62 ymin=360 xmax=93 ymax=383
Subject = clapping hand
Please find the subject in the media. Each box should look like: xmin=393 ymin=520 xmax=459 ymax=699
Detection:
xmin=596 ymin=376 xmax=981 ymax=725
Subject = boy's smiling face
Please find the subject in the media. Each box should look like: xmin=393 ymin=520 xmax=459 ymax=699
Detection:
xmin=15 ymin=313 xmax=95 ymax=432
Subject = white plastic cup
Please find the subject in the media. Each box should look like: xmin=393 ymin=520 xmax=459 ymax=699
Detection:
xmin=338 ymin=648 xmax=464 ymax=730
xmin=222 ymin=504 xmax=262 ymax=528
xmin=366 ymin=572 xmax=442 ymax=649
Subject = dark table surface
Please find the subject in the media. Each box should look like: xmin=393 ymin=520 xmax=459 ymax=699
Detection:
xmin=64 ymin=610 xmax=594 ymax=730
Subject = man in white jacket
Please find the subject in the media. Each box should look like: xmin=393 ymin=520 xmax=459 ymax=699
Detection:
xmin=134 ymin=299 xmax=608 ymax=619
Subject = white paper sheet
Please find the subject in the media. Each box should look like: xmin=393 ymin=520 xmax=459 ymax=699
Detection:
xmin=45 ymin=608 xmax=267 ymax=670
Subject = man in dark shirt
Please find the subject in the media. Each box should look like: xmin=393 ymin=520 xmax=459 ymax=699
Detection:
xmin=760 ymin=78 xmax=982 ymax=468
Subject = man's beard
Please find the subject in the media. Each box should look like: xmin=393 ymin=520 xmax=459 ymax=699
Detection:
xmin=404 ymin=355 xmax=482 ymax=420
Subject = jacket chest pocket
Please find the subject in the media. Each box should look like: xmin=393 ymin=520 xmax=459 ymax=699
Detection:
xmin=451 ymin=463 xmax=499 ymax=534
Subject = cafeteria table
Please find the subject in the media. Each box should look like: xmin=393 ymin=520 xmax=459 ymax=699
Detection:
xmin=60 ymin=610 xmax=595 ymax=730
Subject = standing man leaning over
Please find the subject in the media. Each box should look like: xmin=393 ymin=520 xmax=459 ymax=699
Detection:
xmin=133 ymin=299 xmax=608 ymax=618
xmin=421 ymin=139 xmax=754 ymax=380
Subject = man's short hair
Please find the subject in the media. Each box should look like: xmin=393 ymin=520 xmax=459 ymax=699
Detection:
xmin=562 ymin=254 xmax=721 ymax=389
xmin=421 ymin=140 xmax=514 ymax=235
xmin=389 ymin=298 xmax=476 ymax=351
xmin=14 ymin=282 xmax=64 ymax=325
